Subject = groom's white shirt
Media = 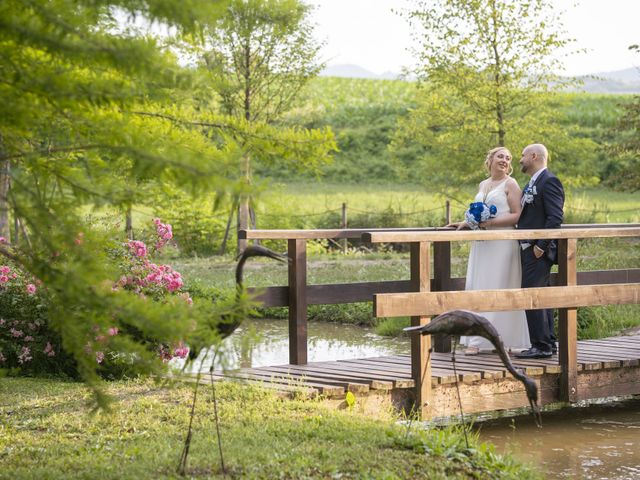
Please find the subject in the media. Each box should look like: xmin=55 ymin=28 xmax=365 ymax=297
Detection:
xmin=528 ymin=167 xmax=547 ymax=188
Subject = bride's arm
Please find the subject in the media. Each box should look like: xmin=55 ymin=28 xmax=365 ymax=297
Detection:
xmin=445 ymin=181 xmax=486 ymax=229
xmin=481 ymin=179 xmax=522 ymax=228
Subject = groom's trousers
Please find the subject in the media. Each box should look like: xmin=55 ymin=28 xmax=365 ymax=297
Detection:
xmin=520 ymin=247 xmax=555 ymax=352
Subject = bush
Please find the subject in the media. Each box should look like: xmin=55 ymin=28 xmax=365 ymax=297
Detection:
xmin=0 ymin=262 xmax=77 ymax=377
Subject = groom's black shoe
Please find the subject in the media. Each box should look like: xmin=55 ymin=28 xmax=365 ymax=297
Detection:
xmin=514 ymin=347 xmax=553 ymax=359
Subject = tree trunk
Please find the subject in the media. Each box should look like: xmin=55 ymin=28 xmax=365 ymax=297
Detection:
xmin=125 ymin=206 xmax=133 ymax=240
xmin=236 ymin=153 xmax=251 ymax=253
xmin=0 ymin=156 xmax=10 ymax=241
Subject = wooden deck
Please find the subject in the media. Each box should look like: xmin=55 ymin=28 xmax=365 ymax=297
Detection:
xmin=208 ymin=335 xmax=640 ymax=417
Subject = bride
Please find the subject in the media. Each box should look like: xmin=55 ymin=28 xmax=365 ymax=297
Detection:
xmin=447 ymin=147 xmax=530 ymax=354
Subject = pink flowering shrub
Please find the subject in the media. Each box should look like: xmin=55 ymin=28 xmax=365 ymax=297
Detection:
xmin=108 ymin=218 xmax=191 ymax=363
xmin=0 ymin=261 xmax=76 ymax=376
xmin=1 ymin=218 xmax=192 ymax=378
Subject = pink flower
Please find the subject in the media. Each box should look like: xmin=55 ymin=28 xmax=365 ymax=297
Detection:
xmin=0 ymin=266 xmax=9 ymax=274
xmin=127 ymin=240 xmax=147 ymax=258
xmin=108 ymin=327 xmax=119 ymax=336
xmin=173 ymin=342 xmax=189 ymax=359
xmin=95 ymin=351 xmax=105 ymax=364
xmin=26 ymin=283 xmax=37 ymax=294
xmin=10 ymin=328 xmax=24 ymax=338
xmin=24 ymin=336 xmax=34 ymax=342
xmin=0 ymin=275 xmax=8 ymax=284
xmin=74 ymin=232 xmax=84 ymax=245
xmin=95 ymin=334 xmax=107 ymax=343
xmin=153 ymin=219 xmax=173 ymax=250
xmin=44 ymin=342 xmax=56 ymax=357
xmin=18 ymin=346 xmax=32 ymax=364
xmin=0 ymin=237 xmax=6 ymax=244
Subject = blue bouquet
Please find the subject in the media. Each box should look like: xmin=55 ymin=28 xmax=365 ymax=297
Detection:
xmin=464 ymin=202 xmax=497 ymax=230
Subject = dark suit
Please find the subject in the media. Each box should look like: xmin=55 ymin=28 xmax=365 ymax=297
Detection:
xmin=517 ymin=168 xmax=564 ymax=352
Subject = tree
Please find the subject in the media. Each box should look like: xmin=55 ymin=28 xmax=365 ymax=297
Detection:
xmin=0 ymin=0 xmax=334 ymax=402
xmin=606 ymin=45 xmax=640 ymax=192
xmin=201 ymin=0 xmax=326 ymax=251
xmin=393 ymin=0 xmax=597 ymax=194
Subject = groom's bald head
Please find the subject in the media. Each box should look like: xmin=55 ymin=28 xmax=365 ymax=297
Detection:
xmin=520 ymin=143 xmax=548 ymax=175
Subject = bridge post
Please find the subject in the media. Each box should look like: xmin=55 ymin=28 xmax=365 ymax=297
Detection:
xmin=433 ymin=241 xmax=452 ymax=352
xmin=288 ymin=239 xmax=308 ymax=365
xmin=410 ymin=241 xmax=432 ymax=419
xmin=558 ymin=238 xmax=578 ymax=402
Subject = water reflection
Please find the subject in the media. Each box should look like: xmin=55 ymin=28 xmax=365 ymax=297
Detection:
xmin=477 ymin=397 xmax=640 ymax=479
xmin=185 ymin=318 xmax=409 ymax=372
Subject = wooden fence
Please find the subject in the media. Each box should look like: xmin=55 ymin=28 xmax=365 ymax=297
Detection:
xmin=240 ymin=224 xmax=640 ymax=416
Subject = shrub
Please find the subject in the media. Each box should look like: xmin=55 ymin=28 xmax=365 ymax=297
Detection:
xmin=0 ymin=261 xmax=76 ymax=377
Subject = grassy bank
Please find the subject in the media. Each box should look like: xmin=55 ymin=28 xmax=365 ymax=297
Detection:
xmin=0 ymin=378 xmax=539 ymax=479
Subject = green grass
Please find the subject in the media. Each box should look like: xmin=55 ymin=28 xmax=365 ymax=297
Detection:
xmin=258 ymin=182 xmax=640 ymax=226
xmin=0 ymin=378 xmax=540 ymax=479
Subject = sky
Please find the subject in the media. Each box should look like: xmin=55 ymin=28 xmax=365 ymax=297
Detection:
xmin=308 ymin=0 xmax=640 ymax=77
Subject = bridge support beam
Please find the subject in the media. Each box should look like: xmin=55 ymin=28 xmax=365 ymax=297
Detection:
xmin=410 ymin=241 xmax=432 ymax=419
xmin=288 ymin=239 xmax=308 ymax=365
xmin=558 ymin=238 xmax=578 ymax=402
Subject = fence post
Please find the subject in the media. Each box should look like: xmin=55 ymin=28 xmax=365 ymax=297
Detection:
xmin=433 ymin=241 xmax=452 ymax=352
xmin=341 ymin=203 xmax=348 ymax=253
xmin=410 ymin=241 xmax=432 ymax=419
xmin=558 ymin=238 xmax=578 ymax=402
xmin=288 ymin=239 xmax=308 ymax=365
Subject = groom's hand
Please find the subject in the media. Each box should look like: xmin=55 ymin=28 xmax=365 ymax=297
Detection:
xmin=533 ymin=245 xmax=545 ymax=258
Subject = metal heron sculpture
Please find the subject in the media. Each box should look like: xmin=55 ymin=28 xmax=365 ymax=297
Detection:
xmin=404 ymin=309 xmax=542 ymax=427
xmin=216 ymin=244 xmax=288 ymax=338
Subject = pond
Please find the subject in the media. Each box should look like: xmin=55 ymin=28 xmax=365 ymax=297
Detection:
xmin=185 ymin=317 xmax=409 ymax=372
xmin=475 ymin=397 xmax=640 ymax=479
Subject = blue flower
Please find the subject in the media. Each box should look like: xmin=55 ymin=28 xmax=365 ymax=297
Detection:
xmin=464 ymin=202 xmax=498 ymax=230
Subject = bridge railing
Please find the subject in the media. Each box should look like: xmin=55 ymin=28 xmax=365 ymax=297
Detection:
xmin=240 ymin=224 xmax=640 ymax=412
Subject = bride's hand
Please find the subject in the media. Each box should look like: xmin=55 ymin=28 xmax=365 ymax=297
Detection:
xmin=445 ymin=222 xmax=470 ymax=230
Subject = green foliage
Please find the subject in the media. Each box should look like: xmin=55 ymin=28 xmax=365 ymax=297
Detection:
xmin=0 ymin=378 xmax=540 ymax=479
xmin=606 ymin=95 xmax=640 ymax=191
xmin=375 ymin=317 xmax=410 ymax=337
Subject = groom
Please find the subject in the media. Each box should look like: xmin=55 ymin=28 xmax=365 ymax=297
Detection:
xmin=515 ymin=144 xmax=564 ymax=359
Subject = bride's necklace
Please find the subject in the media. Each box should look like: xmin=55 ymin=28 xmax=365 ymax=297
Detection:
xmin=482 ymin=176 xmax=507 ymax=202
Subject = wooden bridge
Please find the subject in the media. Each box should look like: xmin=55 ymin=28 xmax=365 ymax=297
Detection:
xmin=212 ymin=225 xmax=640 ymax=418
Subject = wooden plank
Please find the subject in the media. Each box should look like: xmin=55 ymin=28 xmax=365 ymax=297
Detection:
xmin=375 ymin=283 xmax=640 ymax=317
xmin=363 ymin=226 xmax=640 ymax=243
xmin=240 ymin=227 xmax=444 ymax=240
xmin=288 ymin=239 xmax=307 ymax=365
xmin=239 ymin=224 xmax=640 ymax=240
xmin=238 ymin=369 xmax=363 ymax=394
xmin=433 ymin=241 xmax=453 ymax=353
xmin=259 ymin=364 xmax=392 ymax=390
xmin=410 ymin=242 xmax=432 ymax=418
xmin=219 ymin=370 xmax=344 ymax=396
xmin=254 ymin=365 xmax=372 ymax=393
xmin=559 ymin=238 xmax=578 ymax=402
xmin=196 ymin=374 xmax=318 ymax=398
xmin=307 ymin=362 xmax=414 ymax=387
xmin=247 ymin=269 xmax=640 ymax=308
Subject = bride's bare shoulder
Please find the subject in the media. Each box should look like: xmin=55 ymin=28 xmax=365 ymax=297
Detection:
xmin=505 ymin=177 xmax=521 ymax=191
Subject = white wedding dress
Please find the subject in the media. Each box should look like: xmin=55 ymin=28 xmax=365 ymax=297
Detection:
xmin=460 ymin=179 xmax=530 ymax=351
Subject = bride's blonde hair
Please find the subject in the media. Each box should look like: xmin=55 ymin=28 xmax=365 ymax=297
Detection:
xmin=484 ymin=147 xmax=513 ymax=176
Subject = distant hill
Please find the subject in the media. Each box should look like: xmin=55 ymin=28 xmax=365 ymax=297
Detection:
xmin=320 ymin=63 xmax=640 ymax=93
xmin=320 ymin=64 xmax=402 ymax=80
xmin=575 ymin=67 xmax=640 ymax=94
